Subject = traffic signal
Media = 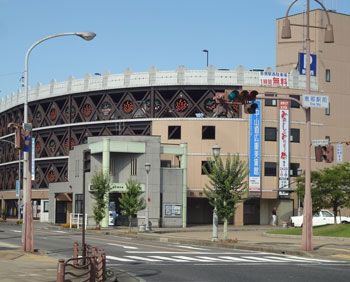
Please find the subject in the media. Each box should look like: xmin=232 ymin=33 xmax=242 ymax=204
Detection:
xmin=83 ymin=149 xmax=91 ymax=172
xmin=242 ymin=90 xmax=259 ymax=114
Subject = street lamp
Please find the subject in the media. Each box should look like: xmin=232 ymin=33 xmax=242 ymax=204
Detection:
xmin=202 ymin=49 xmax=209 ymax=67
xmin=281 ymin=0 xmax=334 ymax=251
xmin=145 ymin=162 xmax=151 ymax=231
xmin=211 ymin=144 xmax=220 ymax=241
xmin=22 ymin=31 xmax=96 ymax=252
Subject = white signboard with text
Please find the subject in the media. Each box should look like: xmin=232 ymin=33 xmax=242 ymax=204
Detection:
xmin=302 ymin=95 xmax=329 ymax=109
xmin=259 ymin=71 xmax=288 ymax=87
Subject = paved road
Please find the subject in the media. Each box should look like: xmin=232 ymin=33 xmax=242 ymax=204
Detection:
xmin=1 ymin=224 xmax=350 ymax=282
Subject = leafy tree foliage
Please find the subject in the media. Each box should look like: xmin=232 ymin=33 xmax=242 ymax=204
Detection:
xmin=203 ymin=154 xmax=248 ymax=240
xmin=296 ymin=163 xmax=350 ymax=223
xmin=90 ymin=170 xmax=112 ymax=228
xmin=119 ymin=178 xmax=146 ymax=230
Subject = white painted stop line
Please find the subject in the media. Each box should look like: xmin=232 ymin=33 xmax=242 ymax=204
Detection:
xmin=106 ymin=255 xmax=135 ymax=262
xmin=107 ymin=243 xmax=138 ymax=249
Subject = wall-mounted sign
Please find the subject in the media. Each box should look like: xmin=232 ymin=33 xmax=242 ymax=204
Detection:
xmin=164 ymin=204 xmax=182 ymax=217
xmin=336 ymin=143 xmax=343 ymax=163
xmin=249 ymin=100 xmax=261 ymax=194
xmin=302 ymin=95 xmax=329 ymax=109
xmin=259 ymin=71 xmax=288 ymax=87
xmin=298 ymin=52 xmax=317 ymax=76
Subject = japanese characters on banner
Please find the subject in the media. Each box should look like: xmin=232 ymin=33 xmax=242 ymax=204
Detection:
xmin=279 ymin=100 xmax=290 ymax=197
xmin=336 ymin=143 xmax=343 ymax=163
xmin=259 ymin=71 xmax=288 ymax=87
xmin=249 ymin=100 xmax=261 ymax=195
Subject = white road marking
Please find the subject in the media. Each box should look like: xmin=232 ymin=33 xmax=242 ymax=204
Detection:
xmin=53 ymin=230 xmax=67 ymax=234
xmin=172 ymin=256 xmax=209 ymax=262
xmin=107 ymin=243 xmax=138 ymax=249
xmin=106 ymin=255 xmax=135 ymax=262
xmin=10 ymin=230 xmax=21 ymax=233
xmin=218 ymin=256 xmax=251 ymax=262
xmin=177 ymin=245 xmax=208 ymax=251
xmin=125 ymin=256 xmax=161 ymax=262
xmin=148 ymin=256 xmax=190 ymax=262
xmin=241 ymin=256 xmax=280 ymax=262
xmin=195 ymin=256 xmax=230 ymax=262
xmin=284 ymin=255 xmax=336 ymax=263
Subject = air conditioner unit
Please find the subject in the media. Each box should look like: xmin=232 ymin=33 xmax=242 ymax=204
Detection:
xmin=88 ymin=184 xmax=96 ymax=192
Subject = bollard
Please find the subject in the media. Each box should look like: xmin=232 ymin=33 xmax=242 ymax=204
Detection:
xmin=102 ymin=251 xmax=106 ymax=281
xmin=96 ymin=251 xmax=104 ymax=281
xmin=73 ymin=241 xmax=79 ymax=266
xmin=56 ymin=259 xmax=65 ymax=282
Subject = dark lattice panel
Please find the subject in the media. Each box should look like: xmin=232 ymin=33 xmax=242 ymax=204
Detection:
xmin=0 ymin=85 xmax=239 ymax=190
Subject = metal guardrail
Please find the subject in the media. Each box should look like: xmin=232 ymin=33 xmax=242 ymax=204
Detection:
xmin=57 ymin=242 xmax=106 ymax=282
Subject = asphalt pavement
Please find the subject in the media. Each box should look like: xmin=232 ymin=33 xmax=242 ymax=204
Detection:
xmin=1 ymin=220 xmax=350 ymax=282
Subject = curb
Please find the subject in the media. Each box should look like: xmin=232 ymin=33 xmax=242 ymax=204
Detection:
xmin=263 ymin=232 xmax=350 ymax=242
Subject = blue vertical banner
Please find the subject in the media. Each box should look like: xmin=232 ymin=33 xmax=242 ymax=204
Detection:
xmin=249 ymin=100 xmax=261 ymax=194
xmin=31 ymin=137 xmax=35 ymax=181
xmin=16 ymin=179 xmax=20 ymax=198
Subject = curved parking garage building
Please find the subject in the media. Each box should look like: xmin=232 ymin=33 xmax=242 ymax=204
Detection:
xmin=0 ymin=10 xmax=349 ymax=226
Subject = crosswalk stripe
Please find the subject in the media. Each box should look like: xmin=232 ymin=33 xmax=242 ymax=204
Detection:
xmin=149 ymin=256 xmax=190 ymax=262
xmin=285 ymin=255 xmax=335 ymax=263
xmin=53 ymin=230 xmax=67 ymax=234
xmin=196 ymin=256 xmax=230 ymax=262
xmin=125 ymin=256 xmax=161 ymax=262
xmin=218 ymin=256 xmax=251 ymax=262
xmin=106 ymin=255 xmax=135 ymax=262
xmin=241 ymin=256 xmax=280 ymax=262
xmin=264 ymin=256 xmax=307 ymax=262
xmin=10 ymin=230 xmax=21 ymax=233
xmin=177 ymin=245 xmax=208 ymax=251
xmin=172 ymin=256 xmax=209 ymax=262
xmin=107 ymin=243 xmax=138 ymax=249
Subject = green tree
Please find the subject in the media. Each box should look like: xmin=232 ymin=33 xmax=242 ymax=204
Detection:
xmin=296 ymin=163 xmax=350 ymax=223
xmin=119 ymin=178 xmax=146 ymax=230
xmin=90 ymin=170 xmax=112 ymax=229
xmin=203 ymin=154 xmax=248 ymax=240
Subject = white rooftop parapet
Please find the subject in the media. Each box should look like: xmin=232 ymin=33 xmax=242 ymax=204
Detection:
xmin=0 ymin=67 xmax=318 ymax=113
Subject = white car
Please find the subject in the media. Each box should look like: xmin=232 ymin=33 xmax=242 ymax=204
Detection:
xmin=290 ymin=210 xmax=350 ymax=227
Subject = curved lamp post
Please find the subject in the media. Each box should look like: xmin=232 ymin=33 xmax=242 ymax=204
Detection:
xmin=211 ymin=144 xmax=220 ymax=241
xmin=145 ymin=163 xmax=151 ymax=231
xmin=202 ymin=49 xmax=209 ymax=67
xmin=281 ymin=0 xmax=334 ymax=252
xmin=22 ymin=31 xmax=96 ymax=252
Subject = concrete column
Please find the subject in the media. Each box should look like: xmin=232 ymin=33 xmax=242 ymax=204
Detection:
xmin=234 ymin=202 xmax=244 ymax=226
xmin=101 ymin=139 xmax=110 ymax=228
xmin=180 ymin=143 xmax=188 ymax=228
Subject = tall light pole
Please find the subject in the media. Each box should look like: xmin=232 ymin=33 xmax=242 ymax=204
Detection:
xmin=281 ymin=0 xmax=334 ymax=251
xmin=22 ymin=31 xmax=96 ymax=252
xmin=145 ymin=163 xmax=151 ymax=231
xmin=211 ymin=144 xmax=220 ymax=241
xmin=202 ymin=49 xmax=209 ymax=67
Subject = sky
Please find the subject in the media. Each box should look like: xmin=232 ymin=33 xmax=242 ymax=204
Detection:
xmin=0 ymin=0 xmax=349 ymax=97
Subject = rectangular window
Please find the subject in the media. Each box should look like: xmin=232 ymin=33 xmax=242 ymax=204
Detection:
xmin=168 ymin=126 xmax=181 ymax=139
xmin=290 ymin=95 xmax=300 ymax=108
xmin=265 ymin=93 xmax=277 ymax=107
xmin=264 ymin=162 xmax=277 ymax=176
xmin=202 ymin=126 xmax=215 ymax=140
xmin=325 ymin=69 xmax=331 ymax=82
xmin=161 ymin=160 xmax=171 ymax=168
xmin=290 ymin=163 xmax=300 ymax=177
xmin=325 ymin=102 xmax=330 ymax=116
xmin=131 ymin=158 xmax=137 ymax=176
xmin=290 ymin=128 xmax=300 ymax=143
xmin=43 ymin=201 xmax=49 ymax=213
xmin=75 ymin=194 xmax=83 ymax=214
xmin=201 ymin=161 xmax=211 ymax=175
xmin=265 ymin=127 xmax=277 ymax=141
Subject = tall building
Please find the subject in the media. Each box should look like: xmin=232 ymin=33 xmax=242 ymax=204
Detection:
xmin=0 ymin=10 xmax=349 ymax=226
